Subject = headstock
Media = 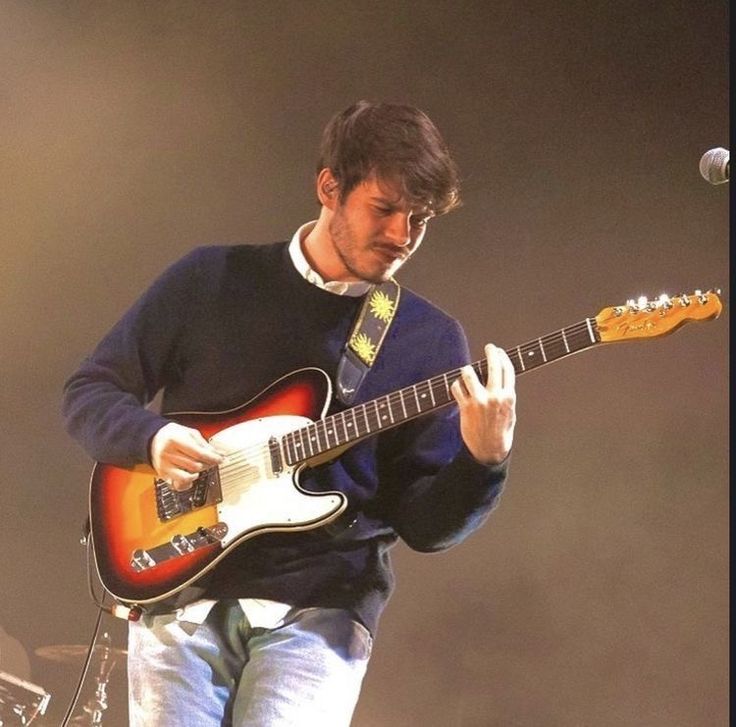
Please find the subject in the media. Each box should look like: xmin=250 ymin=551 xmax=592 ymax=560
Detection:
xmin=596 ymin=290 xmax=723 ymax=343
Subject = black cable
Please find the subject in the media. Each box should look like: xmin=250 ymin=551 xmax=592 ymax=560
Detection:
xmin=57 ymin=527 xmax=109 ymax=726
xmin=59 ymin=596 xmax=104 ymax=725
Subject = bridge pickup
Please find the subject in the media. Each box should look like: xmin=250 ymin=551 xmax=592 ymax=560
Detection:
xmin=155 ymin=466 xmax=223 ymax=523
xmin=129 ymin=522 xmax=228 ymax=572
xmin=269 ymin=435 xmax=283 ymax=474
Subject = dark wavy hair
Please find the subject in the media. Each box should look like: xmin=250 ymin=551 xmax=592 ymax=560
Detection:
xmin=316 ymin=100 xmax=461 ymax=215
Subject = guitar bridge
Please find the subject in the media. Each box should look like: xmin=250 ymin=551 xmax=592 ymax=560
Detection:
xmin=155 ymin=467 xmax=222 ymax=522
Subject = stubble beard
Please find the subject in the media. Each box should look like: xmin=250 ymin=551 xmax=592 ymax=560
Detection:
xmin=328 ymin=211 xmax=397 ymax=284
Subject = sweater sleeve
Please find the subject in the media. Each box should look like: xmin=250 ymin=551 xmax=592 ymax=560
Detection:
xmin=61 ymin=248 xmax=208 ymax=466
xmin=376 ymin=317 xmax=509 ymax=552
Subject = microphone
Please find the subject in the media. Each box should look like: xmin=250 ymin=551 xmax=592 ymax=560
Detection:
xmin=699 ymin=147 xmax=729 ymax=184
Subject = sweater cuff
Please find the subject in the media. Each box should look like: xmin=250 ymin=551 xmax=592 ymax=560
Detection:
xmin=137 ymin=414 xmax=171 ymax=467
xmin=455 ymin=441 xmax=510 ymax=482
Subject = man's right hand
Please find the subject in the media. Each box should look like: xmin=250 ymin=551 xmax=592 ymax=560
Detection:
xmin=150 ymin=422 xmax=224 ymax=491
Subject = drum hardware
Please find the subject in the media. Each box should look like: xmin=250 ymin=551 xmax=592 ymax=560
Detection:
xmin=0 ymin=670 xmax=51 ymax=725
xmin=35 ymin=633 xmax=124 ymax=726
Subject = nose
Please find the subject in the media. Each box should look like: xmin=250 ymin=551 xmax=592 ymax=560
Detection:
xmin=384 ymin=213 xmax=412 ymax=247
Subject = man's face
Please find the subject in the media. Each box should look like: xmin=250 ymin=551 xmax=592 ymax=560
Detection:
xmin=328 ymin=175 xmax=433 ymax=283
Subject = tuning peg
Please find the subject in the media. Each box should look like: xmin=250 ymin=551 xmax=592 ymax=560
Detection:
xmin=696 ymin=290 xmax=710 ymax=305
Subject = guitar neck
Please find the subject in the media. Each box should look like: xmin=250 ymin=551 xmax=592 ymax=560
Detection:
xmin=280 ymin=318 xmax=600 ymax=466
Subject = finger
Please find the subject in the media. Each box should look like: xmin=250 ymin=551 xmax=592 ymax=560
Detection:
xmin=159 ymin=466 xmax=199 ymax=491
xmin=484 ymin=344 xmax=514 ymax=392
xmin=485 ymin=343 xmax=516 ymax=391
xmin=167 ymin=470 xmax=199 ymax=491
xmin=175 ymin=430 xmax=223 ymax=465
xmin=459 ymin=363 xmax=487 ymax=400
xmin=483 ymin=343 xmax=501 ymax=390
xmin=450 ymin=376 xmax=466 ymax=404
xmin=167 ymin=452 xmax=207 ymax=473
xmin=498 ymin=348 xmax=516 ymax=392
xmin=451 ymin=365 xmax=480 ymax=400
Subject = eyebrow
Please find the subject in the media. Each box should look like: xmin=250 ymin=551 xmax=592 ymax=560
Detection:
xmin=369 ymin=196 xmax=433 ymax=217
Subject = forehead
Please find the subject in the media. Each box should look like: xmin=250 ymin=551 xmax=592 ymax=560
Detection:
xmin=357 ymin=174 xmax=432 ymax=215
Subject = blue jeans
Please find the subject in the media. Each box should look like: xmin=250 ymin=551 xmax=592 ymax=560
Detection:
xmin=127 ymin=601 xmax=372 ymax=726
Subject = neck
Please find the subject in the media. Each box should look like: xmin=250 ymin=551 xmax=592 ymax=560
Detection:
xmin=302 ymin=213 xmax=358 ymax=283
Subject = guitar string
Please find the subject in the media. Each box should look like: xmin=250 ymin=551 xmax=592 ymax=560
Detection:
xmin=211 ymin=320 xmax=597 ymax=474
xmin=212 ymin=302 xmax=703 ymax=475
xmin=209 ymin=320 xmax=599 ymax=479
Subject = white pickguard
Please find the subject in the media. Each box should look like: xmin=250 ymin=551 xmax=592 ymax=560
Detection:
xmin=208 ymin=415 xmax=346 ymax=547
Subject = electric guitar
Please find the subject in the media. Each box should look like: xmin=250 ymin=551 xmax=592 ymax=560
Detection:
xmin=89 ymin=290 xmax=722 ymax=606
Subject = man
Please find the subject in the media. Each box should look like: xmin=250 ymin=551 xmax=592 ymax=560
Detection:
xmin=62 ymin=100 xmax=517 ymax=726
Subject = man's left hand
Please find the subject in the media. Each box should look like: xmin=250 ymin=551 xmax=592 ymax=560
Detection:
xmin=450 ymin=343 xmax=517 ymax=464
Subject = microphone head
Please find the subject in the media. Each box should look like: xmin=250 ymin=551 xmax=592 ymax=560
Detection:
xmin=699 ymin=147 xmax=729 ymax=184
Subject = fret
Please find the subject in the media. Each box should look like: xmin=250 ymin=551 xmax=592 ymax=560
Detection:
xmin=515 ymin=345 xmax=525 ymax=372
xmin=353 ymin=404 xmax=364 ymax=437
xmin=538 ymin=337 xmax=547 ymax=363
xmin=585 ymin=318 xmax=596 ymax=343
xmin=283 ymin=433 xmax=295 ymax=464
xmin=540 ymin=333 xmax=566 ymax=363
xmin=371 ymin=400 xmax=383 ymax=432
xmin=306 ymin=425 xmax=319 ymax=454
xmin=520 ymin=342 xmax=543 ymax=369
xmin=290 ymin=433 xmax=299 ymax=462
xmin=412 ymin=385 xmax=421 ymax=414
xmin=377 ymin=397 xmax=392 ymax=427
xmin=314 ymin=421 xmax=327 ymax=453
xmin=362 ymin=402 xmax=375 ymax=435
xmin=401 ymin=388 xmax=415 ymax=419
xmin=442 ymin=373 xmax=451 ymax=398
xmin=416 ymin=382 xmax=431 ymax=412
xmin=427 ymin=378 xmax=436 ymax=407
xmin=299 ymin=425 xmax=313 ymax=458
xmin=337 ymin=411 xmax=349 ymax=444
xmin=324 ymin=419 xmax=337 ymax=448
xmin=398 ymin=389 xmax=408 ymax=419
xmin=561 ymin=328 xmax=570 ymax=353
xmin=350 ymin=407 xmax=359 ymax=439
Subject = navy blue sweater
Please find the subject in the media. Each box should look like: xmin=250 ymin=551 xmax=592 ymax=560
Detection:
xmin=62 ymin=242 xmax=507 ymax=633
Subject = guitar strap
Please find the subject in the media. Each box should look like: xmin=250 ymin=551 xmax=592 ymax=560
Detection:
xmin=335 ymin=279 xmax=401 ymax=405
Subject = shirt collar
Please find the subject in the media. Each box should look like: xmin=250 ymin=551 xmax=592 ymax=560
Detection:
xmin=288 ymin=221 xmax=373 ymax=297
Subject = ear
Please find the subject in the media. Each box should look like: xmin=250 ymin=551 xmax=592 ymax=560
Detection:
xmin=316 ymin=168 xmax=339 ymax=210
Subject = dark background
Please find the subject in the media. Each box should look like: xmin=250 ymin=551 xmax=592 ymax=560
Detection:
xmin=0 ymin=2 xmax=728 ymax=725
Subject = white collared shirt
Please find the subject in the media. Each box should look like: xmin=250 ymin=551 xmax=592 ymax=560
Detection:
xmin=288 ymin=221 xmax=373 ymax=297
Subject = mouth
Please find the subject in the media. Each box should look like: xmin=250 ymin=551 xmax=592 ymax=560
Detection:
xmin=373 ymin=246 xmax=407 ymax=264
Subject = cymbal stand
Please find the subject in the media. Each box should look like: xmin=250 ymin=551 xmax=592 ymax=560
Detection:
xmin=75 ymin=632 xmax=117 ymax=726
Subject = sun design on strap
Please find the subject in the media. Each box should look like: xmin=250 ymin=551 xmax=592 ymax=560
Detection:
xmin=368 ymin=289 xmax=396 ymax=323
xmin=350 ymin=332 xmax=377 ymax=365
